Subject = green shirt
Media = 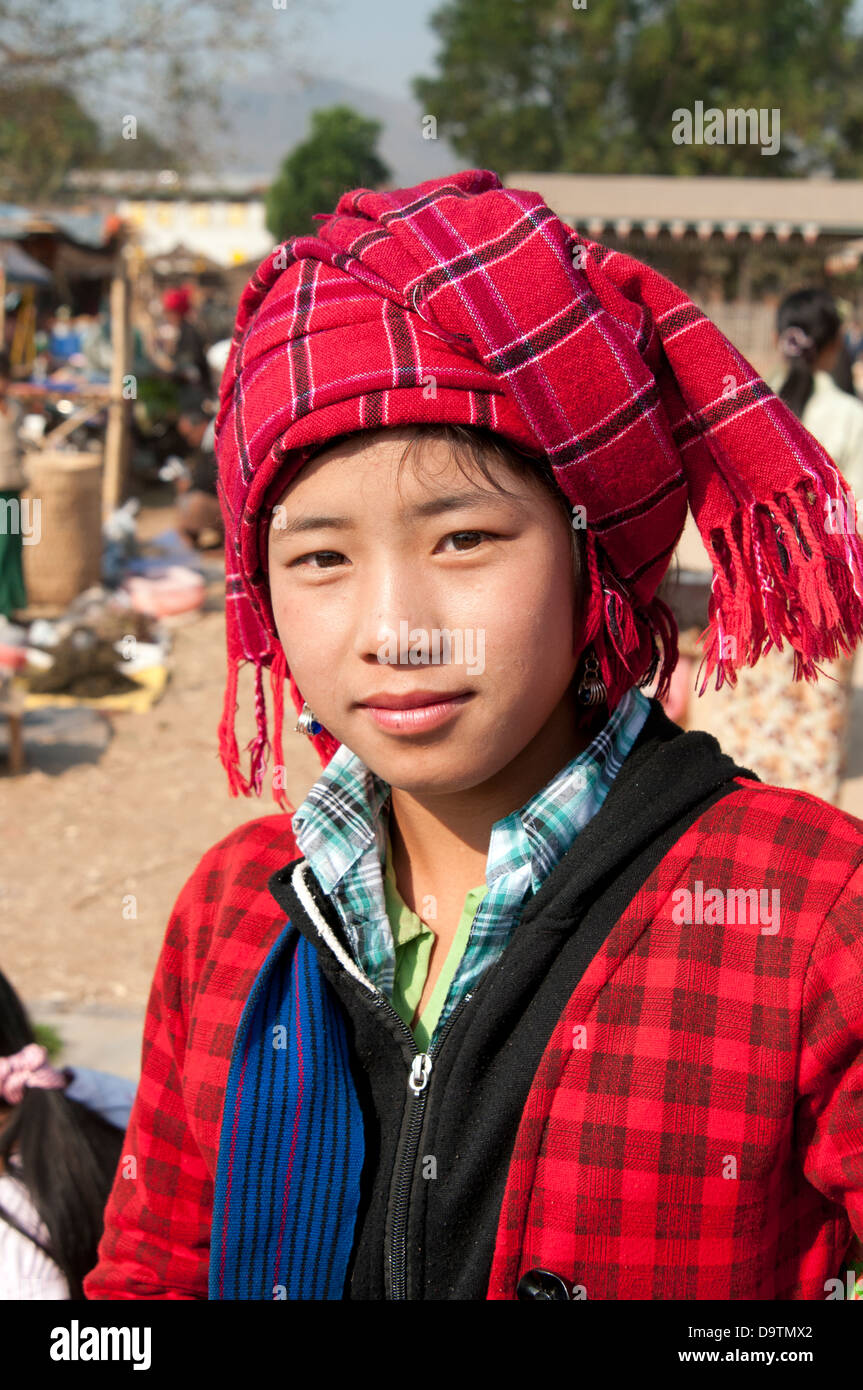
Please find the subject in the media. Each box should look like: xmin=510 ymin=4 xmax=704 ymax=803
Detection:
xmin=383 ymin=829 xmax=487 ymax=1050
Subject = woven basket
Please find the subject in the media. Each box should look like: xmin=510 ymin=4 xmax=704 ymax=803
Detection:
xmin=20 ymin=449 xmax=103 ymax=610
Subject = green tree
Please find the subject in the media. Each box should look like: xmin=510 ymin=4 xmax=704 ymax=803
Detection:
xmin=0 ymin=83 xmax=102 ymax=201
xmin=265 ymin=106 xmax=391 ymax=242
xmin=0 ymin=80 xmax=185 ymax=201
xmin=0 ymin=0 xmax=298 ymax=175
xmin=413 ymin=0 xmax=863 ymax=177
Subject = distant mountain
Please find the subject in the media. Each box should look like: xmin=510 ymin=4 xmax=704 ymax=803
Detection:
xmin=197 ymin=73 xmax=464 ymax=186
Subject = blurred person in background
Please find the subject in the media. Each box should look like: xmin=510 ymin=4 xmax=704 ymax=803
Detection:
xmin=830 ymin=329 xmax=858 ymax=398
xmin=774 ymin=288 xmax=863 ymax=495
xmin=0 ymin=970 xmax=136 ymax=1299
xmin=0 ymin=350 xmax=28 ymax=619
xmin=145 ymin=286 xmax=213 ymax=405
xmin=173 ymin=403 xmax=223 ymax=550
xmin=80 ymin=300 xmax=114 ymax=380
xmin=837 ymin=304 xmax=863 ymax=399
xmin=47 ymin=306 xmax=83 ymax=367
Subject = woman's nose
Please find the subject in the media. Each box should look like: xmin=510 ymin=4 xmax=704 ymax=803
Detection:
xmin=353 ymin=563 xmax=436 ymax=665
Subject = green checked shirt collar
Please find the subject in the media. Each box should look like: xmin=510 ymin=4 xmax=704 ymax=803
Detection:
xmin=291 ymin=686 xmax=651 ymax=1039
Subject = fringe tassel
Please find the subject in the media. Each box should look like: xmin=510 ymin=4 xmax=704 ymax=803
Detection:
xmin=581 ymin=529 xmax=603 ymax=647
xmin=247 ymin=660 xmax=272 ymax=797
xmin=216 ymin=654 xmax=275 ymax=799
xmin=218 ymin=656 xmax=251 ymax=798
xmin=695 ymin=483 xmax=863 ymax=695
xmin=582 ymin=529 xmax=679 ymax=711
xmin=643 ymin=592 xmax=679 ymax=703
xmin=269 ymin=645 xmax=294 ymax=813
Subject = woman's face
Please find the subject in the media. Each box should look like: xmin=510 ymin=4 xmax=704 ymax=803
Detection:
xmin=266 ymin=428 xmax=584 ymax=795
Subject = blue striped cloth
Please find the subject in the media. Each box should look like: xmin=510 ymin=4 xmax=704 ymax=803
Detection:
xmin=209 ymin=919 xmax=365 ymax=1300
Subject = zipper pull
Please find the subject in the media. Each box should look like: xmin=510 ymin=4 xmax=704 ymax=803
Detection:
xmin=408 ymin=1053 xmax=432 ymax=1094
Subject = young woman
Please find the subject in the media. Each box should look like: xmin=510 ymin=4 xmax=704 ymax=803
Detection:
xmin=0 ymin=971 xmax=134 ymax=1299
xmin=85 ymin=170 xmax=863 ymax=1301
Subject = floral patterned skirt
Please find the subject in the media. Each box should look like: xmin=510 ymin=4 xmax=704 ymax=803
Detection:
xmin=683 ymin=642 xmax=856 ymax=805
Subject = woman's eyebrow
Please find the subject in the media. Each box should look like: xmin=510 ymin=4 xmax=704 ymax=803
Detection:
xmin=270 ymin=513 xmax=356 ymax=542
xmin=271 ymin=492 xmax=506 ymax=541
xmin=407 ymin=491 xmax=506 ymax=519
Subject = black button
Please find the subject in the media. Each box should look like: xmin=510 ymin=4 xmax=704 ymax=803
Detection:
xmin=516 ymin=1268 xmax=572 ymax=1300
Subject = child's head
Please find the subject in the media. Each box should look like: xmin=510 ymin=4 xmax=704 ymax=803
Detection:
xmin=267 ymin=423 xmax=587 ymax=794
xmin=215 ymin=169 xmax=863 ymax=809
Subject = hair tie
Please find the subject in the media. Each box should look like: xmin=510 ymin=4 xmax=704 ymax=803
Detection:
xmin=0 ymin=1043 xmax=68 ymax=1106
xmin=778 ymin=326 xmax=815 ymax=359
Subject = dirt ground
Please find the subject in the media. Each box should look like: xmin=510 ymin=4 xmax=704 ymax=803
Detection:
xmin=0 ymin=490 xmax=322 ymax=1030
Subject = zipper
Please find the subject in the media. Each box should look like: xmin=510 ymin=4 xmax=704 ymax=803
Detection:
xmin=382 ymin=988 xmax=474 ymax=1301
xmin=287 ymin=861 xmax=483 ymax=1299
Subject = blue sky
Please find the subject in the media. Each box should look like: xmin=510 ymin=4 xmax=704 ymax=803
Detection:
xmin=256 ymin=0 xmax=443 ymax=102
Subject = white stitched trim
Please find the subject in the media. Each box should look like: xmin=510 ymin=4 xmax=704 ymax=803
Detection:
xmin=291 ymin=860 xmax=378 ymax=995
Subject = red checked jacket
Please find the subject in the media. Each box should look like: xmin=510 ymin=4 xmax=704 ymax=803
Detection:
xmin=84 ymin=702 xmax=863 ymax=1300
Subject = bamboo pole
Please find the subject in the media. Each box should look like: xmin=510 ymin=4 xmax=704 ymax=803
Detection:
xmin=102 ymin=254 xmax=131 ymax=518
xmin=10 ymin=286 xmax=34 ymax=369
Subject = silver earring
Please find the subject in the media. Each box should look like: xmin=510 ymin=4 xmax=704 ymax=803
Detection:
xmin=295 ymin=702 xmax=323 ymax=737
xmin=576 ymin=649 xmax=608 ymax=708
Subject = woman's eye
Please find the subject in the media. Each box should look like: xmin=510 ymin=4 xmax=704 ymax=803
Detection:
xmin=438 ymin=530 xmax=488 ymax=552
xmin=291 ymin=550 xmax=347 ymax=569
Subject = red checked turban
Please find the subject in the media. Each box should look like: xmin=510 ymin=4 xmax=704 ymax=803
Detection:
xmin=214 ymin=168 xmax=863 ymax=809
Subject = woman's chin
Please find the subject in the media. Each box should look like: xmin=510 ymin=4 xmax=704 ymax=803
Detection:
xmin=349 ymin=733 xmax=507 ymax=797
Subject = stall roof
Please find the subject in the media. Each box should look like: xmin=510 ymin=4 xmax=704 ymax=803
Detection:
xmin=0 ymin=240 xmax=54 ymax=285
xmin=504 ymin=173 xmax=863 ymax=241
xmin=0 ymin=204 xmax=109 ymax=248
xmin=0 ymin=204 xmax=35 ymax=238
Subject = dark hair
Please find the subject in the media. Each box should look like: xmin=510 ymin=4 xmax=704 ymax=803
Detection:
xmin=179 ymin=400 xmax=213 ymax=429
xmin=0 ymin=971 xmax=125 ymax=1299
xmin=830 ymin=333 xmax=857 ymax=396
xmin=0 ymin=350 xmax=10 ymax=379
xmin=776 ymin=288 xmax=842 ymax=419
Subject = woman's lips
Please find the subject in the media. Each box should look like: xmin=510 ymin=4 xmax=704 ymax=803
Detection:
xmin=357 ymin=691 xmax=474 ymax=732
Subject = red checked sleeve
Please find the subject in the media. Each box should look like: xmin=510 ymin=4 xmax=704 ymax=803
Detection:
xmin=83 ymin=814 xmax=296 ymax=1299
xmin=796 ymin=859 xmax=863 ymax=1267
xmin=83 ymin=864 xmax=214 ymax=1300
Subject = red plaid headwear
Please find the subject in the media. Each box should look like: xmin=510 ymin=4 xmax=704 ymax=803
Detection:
xmin=215 ymin=168 xmax=863 ymax=810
